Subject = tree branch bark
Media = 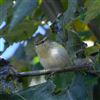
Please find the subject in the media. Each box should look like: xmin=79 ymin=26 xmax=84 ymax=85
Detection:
xmin=14 ymin=64 xmax=100 ymax=77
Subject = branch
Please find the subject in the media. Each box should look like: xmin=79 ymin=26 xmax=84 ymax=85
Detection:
xmin=14 ymin=64 xmax=100 ymax=77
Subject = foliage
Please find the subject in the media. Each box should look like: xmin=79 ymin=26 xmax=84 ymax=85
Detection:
xmin=0 ymin=0 xmax=100 ymax=100
xmin=84 ymin=0 xmax=100 ymax=23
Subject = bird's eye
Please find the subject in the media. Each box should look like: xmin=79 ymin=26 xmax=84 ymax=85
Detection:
xmin=35 ymin=40 xmax=45 ymax=46
xmin=41 ymin=40 xmax=45 ymax=44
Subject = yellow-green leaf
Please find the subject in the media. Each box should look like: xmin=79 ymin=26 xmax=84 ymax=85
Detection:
xmin=0 ymin=0 xmax=5 ymax=5
xmin=85 ymin=0 xmax=100 ymax=23
xmin=33 ymin=56 xmax=39 ymax=64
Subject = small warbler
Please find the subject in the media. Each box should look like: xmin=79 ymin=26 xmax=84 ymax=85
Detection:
xmin=35 ymin=37 xmax=70 ymax=69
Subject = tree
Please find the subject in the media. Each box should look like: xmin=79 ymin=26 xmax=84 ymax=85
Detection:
xmin=0 ymin=0 xmax=100 ymax=100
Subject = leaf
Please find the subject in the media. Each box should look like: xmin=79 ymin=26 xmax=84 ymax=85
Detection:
xmin=88 ymin=15 xmax=100 ymax=40
xmin=38 ymin=0 xmax=42 ymax=5
xmin=24 ymin=38 xmax=37 ymax=62
xmin=84 ymin=0 xmax=100 ymax=23
xmin=84 ymin=45 xmax=100 ymax=56
xmin=60 ymin=0 xmax=77 ymax=26
xmin=66 ymin=74 xmax=88 ymax=100
xmin=60 ymin=0 xmax=68 ymax=11
xmin=0 ymin=0 xmax=12 ymax=24
xmin=84 ymin=75 xmax=97 ymax=100
xmin=0 ymin=19 xmax=39 ymax=43
xmin=0 ymin=94 xmax=12 ymax=100
xmin=33 ymin=5 xmax=43 ymax=21
xmin=71 ymin=20 xmax=89 ymax=32
xmin=33 ymin=56 xmax=39 ymax=65
xmin=0 ymin=80 xmax=56 ymax=100
xmin=42 ymin=0 xmax=63 ymax=22
xmin=56 ymin=0 xmax=78 ymax=57
xmin=9 ymin=0 xmax=38 ymax=30
xmin=53 ymin=72 xmax=74 ymax=90
xmin=15 ymin=80 xmax=55 ymax=100
xmin=0 ymin=78 xmax=89 ymax=100
xmin=93 ymin=78 xmax=100 ymax=100
xmin=55 ymin=74 xmax=88 ymax=100
xmin=10 ymin=58 xmax=33 ymax=88
xmin=66 ymin=30 xmax=83 ymax=61
xmin=0 ymin=0 xmax=5 ymax=5
xmin=94 ymin=51 xmax=100 ymax=70
xmin=0 ymin=71 xmax=93 ymax=100
xmin=77 ymin=31 xmax=96 ymax=41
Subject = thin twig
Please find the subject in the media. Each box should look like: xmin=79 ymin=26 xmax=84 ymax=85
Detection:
xmin=14 ymin=64 xmax=100 ymax=77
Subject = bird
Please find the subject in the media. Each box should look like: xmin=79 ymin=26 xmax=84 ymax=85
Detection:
xmin=35 ymin=37 xmax=70 ymax=70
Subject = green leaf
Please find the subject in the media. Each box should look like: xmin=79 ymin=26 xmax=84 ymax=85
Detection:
xmin=84 ymin=45 xmax=100 ymax=56
xmin=0 ymin=78 xmax=89 ymax=100
xmin=0 ymin=80 xmax=56 ymax=100
xmin=9 ymin=0 xmax=38 ymax=30
xmin=60 ymin=0 xmax=68 ymax=11
xmin=33 ymin=5 xmax=43 ymax=21
xmin=84 ymin=74 xmax=98 ymax=100
xmin=0 ymin=19 xmax=39 ymax=43
xmin=55 ymin=74 xmax=88 ymax=100
xmin=94 ymin=51 xmax=100 ymax=70
xmin=0 ymin=0 xmax=12 ymax=24
xmin=33 ymin=56 xmax=39 ymax=65
xmin=0 ymin=94 xmax=12 ymax=100
xmin=88 ymin=15 xmax=100 ymax=41
xmin=53 ymin=72 xmax=73 ymax=90
xmin=84 ymin=0 xmax=100 ymax=23
xmin=66 ymin=30 xmax=83 ymax=61
xmin=0 ymin=0 xmax=5 ymax=5
xmin=93 ymin=78 xmax=100 ymax=100
xmin=66 ymin=74 xmax=88 ymax=100
xmin=42 ymin=0 xmax=63 ymax=22
xmin=60 ymin=0 xmax=77 ymax=26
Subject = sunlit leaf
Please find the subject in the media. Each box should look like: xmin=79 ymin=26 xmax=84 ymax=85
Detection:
xmin=38 ymin=0 xmax=43 ymax=5
xmin=0 ymin=0 xmax=5 ymax=5
xmin=33 ymin=56 xmax=39 ymax=65
xmin=71 ymin=20 xmax=89 ymax=32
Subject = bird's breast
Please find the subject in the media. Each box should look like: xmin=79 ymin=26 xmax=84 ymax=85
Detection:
xmin=39 ymin=47 xmax=68 ymax=69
